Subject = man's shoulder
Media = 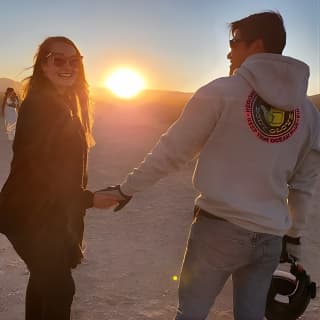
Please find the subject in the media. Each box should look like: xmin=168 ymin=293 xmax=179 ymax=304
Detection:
xmin=303 ymin=98 xmax=320 ymax=127
xmin=196 ymin=76 xmax=236 ymax=98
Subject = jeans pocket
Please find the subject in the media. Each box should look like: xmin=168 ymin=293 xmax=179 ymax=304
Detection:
xmin=262 ymin=236 xmax=282 ymax=264
xmin=189 ymin=218 xmax=251 ymax=270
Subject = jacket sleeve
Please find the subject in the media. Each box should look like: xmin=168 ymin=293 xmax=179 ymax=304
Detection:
xmin=287 ymin=127 xmax=320 ymax=237
xmin=120 ymin=85 xmax=223 ymax=195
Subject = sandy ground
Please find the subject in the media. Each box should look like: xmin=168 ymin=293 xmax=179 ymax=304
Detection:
xmin=1 ymin=105 xmax=320 ymax=319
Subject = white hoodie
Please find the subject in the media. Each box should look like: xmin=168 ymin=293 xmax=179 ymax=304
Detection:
xmin=120 ymin=53 xmax=320 ymax=237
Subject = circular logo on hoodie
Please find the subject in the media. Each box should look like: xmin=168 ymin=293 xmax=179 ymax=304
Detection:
xmin=244 ymin=91 xmax=300 ymax=143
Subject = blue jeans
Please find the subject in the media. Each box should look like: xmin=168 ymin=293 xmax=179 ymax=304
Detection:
xmin=174 ymin=210 xmax=282 ymax=320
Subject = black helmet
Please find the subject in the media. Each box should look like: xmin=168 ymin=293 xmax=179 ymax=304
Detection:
xmin=265 ymin=262 xmax=317 ymax=320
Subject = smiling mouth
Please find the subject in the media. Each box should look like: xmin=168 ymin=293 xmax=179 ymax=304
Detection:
xmin=58 ymin=73 xmax=73 ymax=78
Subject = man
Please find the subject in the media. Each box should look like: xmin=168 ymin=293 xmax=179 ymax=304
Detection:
xmin=94 ymin=11 xmax=320 ymax=320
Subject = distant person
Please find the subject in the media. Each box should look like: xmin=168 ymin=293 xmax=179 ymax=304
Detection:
xmin=1 ymin=87 xmax=19 ymax=141
xmin=93 ymin=11 xmax=320 ymax=320
xmin=0 ymin=36 xmax=117 ymax=320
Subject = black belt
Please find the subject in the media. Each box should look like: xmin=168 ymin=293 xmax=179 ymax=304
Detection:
xmin=194 ymin=207 xmax=226 ymax=221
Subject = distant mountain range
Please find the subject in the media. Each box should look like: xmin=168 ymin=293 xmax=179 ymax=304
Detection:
xmin=91 ymin=86 xmax=194 ymax=124
xmin=0 ymin=78 xmax=22 ymax=92
xmin=91 ymin=86 xmax=192 ymax=109
xmin=0 ymin=77 xmax=319 ymax=112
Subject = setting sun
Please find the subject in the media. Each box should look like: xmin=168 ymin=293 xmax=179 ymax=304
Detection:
xmin=105 ymin=68 xmax=145 ymax=99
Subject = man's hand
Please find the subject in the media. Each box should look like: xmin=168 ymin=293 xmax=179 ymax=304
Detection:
xmin=280 ymin=235 xmax=302 ymax=263
xmin=93 ymin=185 xmax=132 ymax=211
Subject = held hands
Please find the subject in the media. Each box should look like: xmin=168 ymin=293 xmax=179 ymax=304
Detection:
xmin=93 ymin=185 xmax=132 ymax=211
xmin=280 ymin=235 xmax=302 ymax=263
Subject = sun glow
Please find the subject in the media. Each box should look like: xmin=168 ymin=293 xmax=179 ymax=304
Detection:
xmin=105 ymin=68 xmax=145 ymax=99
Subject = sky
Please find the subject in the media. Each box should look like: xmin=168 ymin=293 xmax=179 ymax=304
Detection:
xmin=0 ymin=0 xmax=319 ymax=95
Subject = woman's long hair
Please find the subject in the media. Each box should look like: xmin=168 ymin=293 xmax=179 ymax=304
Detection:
xmin=22 ymin=36 xmax=94 ymax=147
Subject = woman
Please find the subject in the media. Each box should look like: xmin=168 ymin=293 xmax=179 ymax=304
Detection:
xmin=1 ymin=87 xmax=19 ymax=140
xmin=0 ymin=36 xmax=115 ymax=320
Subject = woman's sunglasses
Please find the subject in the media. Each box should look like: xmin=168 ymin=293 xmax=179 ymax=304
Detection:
xmin=45 ymin=52 xmax=83 ymax=69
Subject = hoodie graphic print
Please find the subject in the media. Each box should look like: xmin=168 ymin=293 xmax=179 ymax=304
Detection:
xmin=244 ymin=91 xmax=300 ymax=143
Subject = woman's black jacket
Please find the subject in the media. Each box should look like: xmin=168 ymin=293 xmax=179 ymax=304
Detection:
xmin=0 ymin=90 xmax=93 ymax=266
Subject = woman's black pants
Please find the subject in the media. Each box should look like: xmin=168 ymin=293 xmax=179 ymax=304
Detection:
xmin=7 ymin=231 xmax=76 ymax=320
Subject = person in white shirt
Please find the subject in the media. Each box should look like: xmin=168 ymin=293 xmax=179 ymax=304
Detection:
xmin=1 ymin=87 xmax=19 ymax=141
xmin=93 ymin=11 xmax=320 ymax=320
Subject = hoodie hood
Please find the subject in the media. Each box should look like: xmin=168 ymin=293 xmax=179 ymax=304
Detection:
xmin=237 ymin=53 xmax=310 ymax=110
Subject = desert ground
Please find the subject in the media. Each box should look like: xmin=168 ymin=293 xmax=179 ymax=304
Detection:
xmin=1 ymin=101 xmax=320 ymax=320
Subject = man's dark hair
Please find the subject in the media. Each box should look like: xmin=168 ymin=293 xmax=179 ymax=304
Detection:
xmin=229 ymin=11 xmax=286 ymax=54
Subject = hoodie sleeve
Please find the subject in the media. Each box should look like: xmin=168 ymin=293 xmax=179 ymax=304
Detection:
xmin=120 ymin=85 xmax=223 ymax=195
xmin=287 ymin=115 xmax=320 ymax=237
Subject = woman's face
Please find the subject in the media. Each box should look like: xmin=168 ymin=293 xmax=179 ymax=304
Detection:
xmin=41 ymin=42 xmax=82 ymax=93
xmin=7 ymin=91 xmax=15 ymax=99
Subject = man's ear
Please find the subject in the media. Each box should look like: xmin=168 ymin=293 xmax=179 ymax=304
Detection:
xmin=249 ymin=39 xmax=265 ymax=54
